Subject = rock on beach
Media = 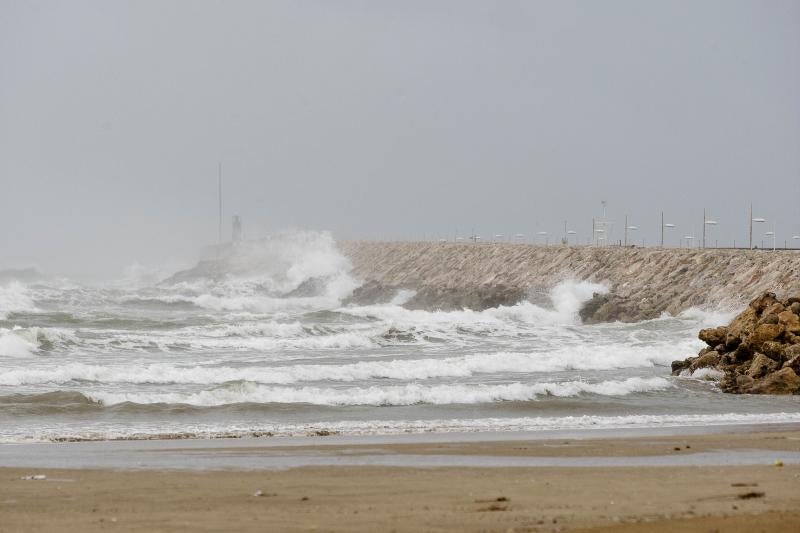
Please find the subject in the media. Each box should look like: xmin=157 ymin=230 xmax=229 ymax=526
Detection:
xmin=672 ymin=292 xmax=800 ymax=394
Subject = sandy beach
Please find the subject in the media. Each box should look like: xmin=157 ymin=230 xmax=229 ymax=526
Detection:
xmin=2 ymin=427 xmax=799 ymax=532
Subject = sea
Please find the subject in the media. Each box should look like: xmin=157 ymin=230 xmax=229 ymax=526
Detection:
xmin=2 ymin=231 xmax=799 ymax=443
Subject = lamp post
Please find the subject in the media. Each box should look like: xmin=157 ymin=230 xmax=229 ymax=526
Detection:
xmin=538 ymin=231 xmax=548 ymax=246
xmin=514 ymin=233 xmax=525 ymax=243
xmin=660 ymin=212 xmax=675 ymax=247
xmin=704 ymin=219 xmax=717 ymax=248
xmin=593 ymin=228 xmax=605 ymax=246
xmin=749 ymin=203 xmax=766 ymax=249
xmin=765 ymin=229 xmax=776 ymax=251
xmin=751 ymin=215 xmax=766 ymax=249
xmin=662 ymin=221 xmax=675 ymax=247
xmin=624 ymin=214 xmax=638 ymax=247
xmin=567 ymin=230 xmax=577 ymax=245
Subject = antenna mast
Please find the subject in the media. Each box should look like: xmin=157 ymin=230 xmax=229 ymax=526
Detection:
xmin=218 ymin=163 xmax=223 ymax=244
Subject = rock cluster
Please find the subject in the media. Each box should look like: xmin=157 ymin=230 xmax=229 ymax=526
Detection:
xmin=671 ymin=292 xmax=800 ymax=394
xmin=579 ymin=293 xmax=663 ymax=324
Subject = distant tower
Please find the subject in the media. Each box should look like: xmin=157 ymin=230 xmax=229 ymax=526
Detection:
xmin=232 ymin=215 xmax=242 ymax=242
xmin=218 ymin=163 xmax=223 ymax=244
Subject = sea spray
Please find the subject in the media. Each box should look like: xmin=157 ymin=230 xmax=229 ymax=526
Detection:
xmin=2 ymin=237 xmax=799 ymax=443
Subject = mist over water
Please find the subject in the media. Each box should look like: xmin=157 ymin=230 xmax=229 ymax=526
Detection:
xmin=1 ymin=231 xmax=799 ymax=443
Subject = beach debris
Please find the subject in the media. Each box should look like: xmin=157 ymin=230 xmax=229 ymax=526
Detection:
xmin=253 ymin=490 xmax=277 ymax=497
xmin=20 ymin=474 xmax=47 ymax=481
xmin=671 ymin=292 xmax=800 ymax=395
xmin=774 ymin=459 xmax=784 ymax=467
xmin=301 ymin=496 xmax=309 ymax=501
xmin=477 ymin=503 xmax=508 ymax=512
xmin=737 ymin=491 xmax=765 ymax=500
xmin=731 ymin=482 xmax=758 ymax=487
xmin=253 ymin=490 xmax=263 ymax=497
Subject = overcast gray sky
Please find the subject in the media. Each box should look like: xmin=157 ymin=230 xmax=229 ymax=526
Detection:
xmin=1 ymin=0 xmax=799 ymax=278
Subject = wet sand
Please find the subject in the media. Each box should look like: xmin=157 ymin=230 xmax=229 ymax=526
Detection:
xmin=1 ymin=428 xmax=799 ymax=532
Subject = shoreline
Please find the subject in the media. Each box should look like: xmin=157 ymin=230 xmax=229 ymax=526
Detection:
xmin=2 ymin=425 xmax=799 ymax=531
xmin=2 ymin=422 xmax=800 ymax=471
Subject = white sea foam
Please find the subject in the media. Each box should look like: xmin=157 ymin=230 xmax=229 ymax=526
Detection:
xmin=0 ymin=343 xmax=684 ymax=386
xmin=678 ymin=307 xmax=741 ymax=328
xmin=5 ymin=411 xmax=800 ymax=443
xmin=0 ymin=282 xmax=37 ymax=319
xmin=180 ymin=231 xmax=359 ymax=313
xmin=0 ymin=327 xmax=39 ymax=357
xmin=341 ymin=280 xmax=608 ymax=330
xmin=89 ymin=377 xmax=672 ymax=406
xmin=0 ymin=326 xmax=78 ymax=358
xmin=686 ymin=367 xmax=725 ymax=380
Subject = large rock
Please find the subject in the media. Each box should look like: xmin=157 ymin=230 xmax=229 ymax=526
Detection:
xmin=725 ymin=307 xmax=758 ymax=349
xmin=745 ymin=353 xmax=778 ymax=379
xmin=778 ymin=310 xmax=800 ymax=334
xmin=746 ymin=367 xmax=800 ymax=395
xmin=690 ymin=351 xmax=721 ymax=372
xmin=750 ymin=292 xmax=778 ymax=313
xmin=673 ymin=291 xmax=800 ymax=395
xmin=699 ymin=327 xmax=728 ymax=347
xmin=784 ymin=355 xmax=800 ymax=374
xmin=758 ymin=302 xmax=785 ymax=325
xmin=760 ymin=341 xmax=789 ymax=362
xmin=742 ymin=323 xmax=784 ymax=353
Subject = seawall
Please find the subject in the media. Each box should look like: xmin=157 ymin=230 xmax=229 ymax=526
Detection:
xmin=338 ymin=242 xmax=800 ymax=321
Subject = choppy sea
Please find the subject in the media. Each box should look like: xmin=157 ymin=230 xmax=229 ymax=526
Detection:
xmin=2 ymin=232 xmax=799 ymax=443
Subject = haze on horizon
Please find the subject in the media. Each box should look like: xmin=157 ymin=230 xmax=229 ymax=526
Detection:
xmin=1 ymin=0 xmax=799 ymax=279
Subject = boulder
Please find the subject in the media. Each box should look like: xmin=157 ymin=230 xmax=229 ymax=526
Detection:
xmin=786 ymin=332 xmax=800 ymax=345
xmin=742 ymin=323 xmax=784 ymax=353
xmin=746 ymin=367 xmax=800 ymax=395
xmin=725 ymin=307 xmax=758 ymax=349
xmin=783 ymin=344 xmax=800 ymax=360
xmin=783 ymin=355 xmax=800 ymax=374
xmin=745 ymin=354 xmax=778 ymax=379
xmin=671 ymin=359 xmax=692 ymax=374
xmin=678 ymin=291 xmax=800 ymax=395
xmin=777 ymin=310 xmax=800 ymax=334
xmin=698 ymin=327 xmax=728 ymax=347
xmin=750 ymin=292 xmax=778 ymax=313
xmin=760 ymin=341 xmax=788 ymax=362
xmin=690 ymin=351 xmax=721 ymax=372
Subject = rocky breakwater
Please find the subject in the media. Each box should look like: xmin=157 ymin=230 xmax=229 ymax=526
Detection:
xmin=672 ymin=292 xmax=800 ymax=394
xmin=339 ymin=241 xmax=800 ymax=318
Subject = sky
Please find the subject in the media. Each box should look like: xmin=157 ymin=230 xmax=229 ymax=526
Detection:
xmin=1 ymin=0 xmax=799 ymax=278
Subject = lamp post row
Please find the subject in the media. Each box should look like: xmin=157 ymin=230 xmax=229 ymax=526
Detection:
xmin=456 ymin=205 xmax=798 ymax=249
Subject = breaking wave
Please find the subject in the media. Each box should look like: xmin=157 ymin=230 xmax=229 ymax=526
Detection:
xmin=0 ymin=326 xmax=77 ymax=358
xmin=0 ymin=282 xmax=37 ymax=319
xmin=0 ymin=344 xmax=681 ymax=386
xmin=87 ymin=377 xmax=673 ymax=407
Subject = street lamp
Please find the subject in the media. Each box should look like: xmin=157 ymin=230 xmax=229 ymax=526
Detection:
xmin=624 ymin=215 xmax=638 ymax=247
xmin=765 ymin=230 xmax=776 ymax=251
xmin=566 ymin=230 xmax=577 ymax=245
xmin=660 ymin=211 xmax=676 ymax=247
xmin=662 ymin=222 xmax=675 ymax=247
xmin=514 ymin=233 xmax=525 ymax=243
xmin=749 ymin=203 xmax=766 ymax=249
xmin=537 ymin=231 xmax=548 ymax=246
xmin=751 ymin=216 xmax=765 ymax=249
xmin=683 ymin=234 xmax=694 ymax=248
xmin=703 ymin=209 xmax=718 ymax=248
